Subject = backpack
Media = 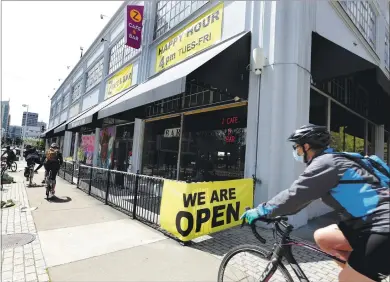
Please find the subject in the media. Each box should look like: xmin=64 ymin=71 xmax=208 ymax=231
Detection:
xmin=328 ymin=151 xmax=390 ymax=188
xmin=46 ymin=149 xmax=59 ymax=162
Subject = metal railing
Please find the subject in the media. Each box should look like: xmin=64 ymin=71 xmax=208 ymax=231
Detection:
xmin=59 ymin=161 xmax=164 ymax=226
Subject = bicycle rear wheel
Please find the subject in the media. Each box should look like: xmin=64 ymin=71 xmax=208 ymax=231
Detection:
xmin=218 ymin=244 xmax=294 ymax=282
xmin=11 ymin=162 xmax=17 ymax=172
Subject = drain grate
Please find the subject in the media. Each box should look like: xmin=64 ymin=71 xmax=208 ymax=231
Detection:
xmin=2 ymin=233 xmax=36 ymax=250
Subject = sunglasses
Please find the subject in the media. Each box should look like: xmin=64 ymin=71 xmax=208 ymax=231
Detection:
xmin=292 ymin=144 xmax=301 ymax=150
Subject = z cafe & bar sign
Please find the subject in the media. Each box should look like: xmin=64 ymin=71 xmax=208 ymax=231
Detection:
xmin=105 ymin=64 xmax=133 ymax=99
xmin=155 ymin=3 xmax=224 ymax=73
xmin=125 ymin=5 xmax=144 ymax=49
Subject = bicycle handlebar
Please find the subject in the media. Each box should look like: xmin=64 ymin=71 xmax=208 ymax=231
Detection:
xmin=241 ymin=207 xmax=290 ymax=244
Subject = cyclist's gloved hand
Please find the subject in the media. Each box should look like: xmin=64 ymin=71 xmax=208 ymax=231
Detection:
xmin=240 ymin=203 xmax=268 ymax=224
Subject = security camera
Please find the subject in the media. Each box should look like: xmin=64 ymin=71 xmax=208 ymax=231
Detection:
xmin=252 ymin=47 xmax=265 ymax=76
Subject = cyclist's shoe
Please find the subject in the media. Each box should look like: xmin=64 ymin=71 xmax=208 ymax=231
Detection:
xmin=41 ymin=180 xmax=46 ymax=184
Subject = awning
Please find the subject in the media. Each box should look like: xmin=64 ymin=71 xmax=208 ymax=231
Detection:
xmin=54 ymin=107 xmax=95 ymax=134
xmin=98 ymin=32 xmax=249 ymax=120
xmin=68 ymin=85 xmax=137 ymax=130
xmin=40 ymin=121 xmax=66 ymax=138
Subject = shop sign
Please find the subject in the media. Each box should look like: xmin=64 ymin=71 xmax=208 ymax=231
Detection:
xmin=105 ymin=64 xmax=133 ymax=99
xmin=164 ymin=127 xmax=180 ymax=138
xmin=160 ymin=178 xmax=253 ymax=241
xmin=125 ymin=5 xmax=144 ymax=49
xmin=155 ymin=3 xmax=224 ymax=73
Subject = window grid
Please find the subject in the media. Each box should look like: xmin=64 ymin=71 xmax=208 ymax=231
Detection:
xmin=62 ymin=92 xmax=70 ymax=110
xmin=385 ymin=29 xmax=389 ymax=70
xmin=86 ymin=57 xmax=104 ymax=91
xmin=340 ymin=1 xmax=377 ymax=49
xmin=109 ymin=37 xmax=141 ymax=75
xmin=154 ymin=1 xmax=208 ymax=39
xmin=72 ymin=79 xmax=83 ymax=102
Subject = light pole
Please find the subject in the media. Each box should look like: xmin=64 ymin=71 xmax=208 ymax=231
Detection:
xmin=21 ymin=104 xmax=29 ymax=160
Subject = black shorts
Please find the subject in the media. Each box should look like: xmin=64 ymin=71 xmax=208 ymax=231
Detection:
xmin=339 ymin=223 xmax=390 ymax=281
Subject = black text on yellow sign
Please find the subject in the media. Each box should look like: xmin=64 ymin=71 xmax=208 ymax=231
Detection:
xmin=160 ymin=179 xmax=253 ymax=241
xmin=155 ymin=3 xmax=224 ymax=73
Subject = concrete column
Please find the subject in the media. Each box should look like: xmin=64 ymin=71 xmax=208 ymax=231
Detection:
xmin=131 ymin=118 xmax=145 ymax=173
xmin=251 ymin=1 xmax=316 ymax=228
xmin=375 ymin=125 xmax=385 ymax=159
xmin=73 ymin=132 xmax=79 ymax=161
xmin=244 ymin=1 xmax=263 ymax=180
xmin=93 ymin=128 xmax=100 ymax=167
xmin=62 ymin=131 xmax=72 ymax=158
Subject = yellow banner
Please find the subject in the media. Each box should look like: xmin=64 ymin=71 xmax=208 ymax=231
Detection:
xmin=105 ymin=64 xmax=133 ymax=99
xmin=155 ymin=3 xmax=224 ymax=73
xmin=160 ymin=178 xmax=253 ymax=242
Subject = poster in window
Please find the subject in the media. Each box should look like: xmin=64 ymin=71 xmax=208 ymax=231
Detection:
xmin=98 ymin=126 xmax=116 ymax=169
xmin=78 ymin=134 xmax=95 ymax=165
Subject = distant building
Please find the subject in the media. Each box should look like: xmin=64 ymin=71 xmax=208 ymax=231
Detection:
xmin=22 ymin=126 xmax=42 ymax=138
xmin=8 ymin=125 xmax=23 ymax=139
xmin=22 ymin=112 xmax=38 ymax=127
xmin=1 ymin=101 xmax=10 ymax=134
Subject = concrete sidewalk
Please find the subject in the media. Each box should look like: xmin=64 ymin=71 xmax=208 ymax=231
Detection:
xmin=2 ymin=169 xmax=349 ymax=282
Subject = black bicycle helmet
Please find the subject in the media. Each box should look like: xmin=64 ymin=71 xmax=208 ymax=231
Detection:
xmin=288 ymin=125 xmax=330 ymax=148
xmin=25 ymin=144 xmax=32 ymax=150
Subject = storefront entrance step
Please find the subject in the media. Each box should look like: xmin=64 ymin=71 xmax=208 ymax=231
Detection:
xmin=47 ymin=239 xmax=220 ymax=281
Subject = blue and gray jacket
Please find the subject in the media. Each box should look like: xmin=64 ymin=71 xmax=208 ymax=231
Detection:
xmin=263 ymin=148 xmax=390 ymax=234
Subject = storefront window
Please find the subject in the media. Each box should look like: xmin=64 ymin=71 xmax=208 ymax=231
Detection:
xmin=180 ymin=107 xmax=247 ymax=181
xmin=142 ymin=106 xmax=247 ymax=181
xmin=108 ymin=37 xmax=141 ymax=75
xmin=97 ymin=126 xmax=116 ymax=169
xmin=309 ymin=89 xmax=328 ymax=126
xmin=142 ymin=116 xmax=181 ymax=179
xmin=72 ymin=79 xmax=83 ymax=102
xmin=330 ymin=102 xmax=365 ymax=154
xmin=113 ymin=124 xmax=134 ymax=173
xmin=77 ymin=132 xmax=95 ymax=165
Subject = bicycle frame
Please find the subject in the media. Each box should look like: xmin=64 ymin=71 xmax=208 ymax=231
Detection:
xmin=259 ymin=221 xmax=345 ymax=282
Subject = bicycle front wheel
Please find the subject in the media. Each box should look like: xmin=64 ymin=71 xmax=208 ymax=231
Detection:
xmin=218 ymin=244 xmax=294 ymax=282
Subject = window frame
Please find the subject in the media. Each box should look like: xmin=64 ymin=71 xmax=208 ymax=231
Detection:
xmin=85 ymin=56 xmax=104 ymax=92
xmin=108 ymin=33 xmax=142 ymax=75
xmin=339 ymin=1 xmax=377 ymax=50
xmin=71 ymin=78 xmax=84 ymax=102
xmin=153 ymin=1 xmax=209 ymax=40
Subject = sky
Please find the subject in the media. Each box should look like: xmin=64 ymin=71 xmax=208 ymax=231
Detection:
xmin=1 ymin=1 xmax=124 ymax=126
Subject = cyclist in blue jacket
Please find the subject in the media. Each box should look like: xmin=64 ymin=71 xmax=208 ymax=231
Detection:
xmin=241 ymin=125 xmax=390 ymax=282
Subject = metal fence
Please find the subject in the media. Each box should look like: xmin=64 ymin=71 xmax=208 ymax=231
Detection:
xmin=59 ymin=161 xmax=164 ymax=227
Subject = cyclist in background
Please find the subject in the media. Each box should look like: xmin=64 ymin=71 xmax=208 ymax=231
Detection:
xmin=2 ymin=146 xmax=16 ymax=169
xmin=43 ymin=143 xmax=63 ymax=192
xmin=24 ymin=145 xmax=41 ymax=183
xmin=241 ymin=125 xmax=390 ymax=282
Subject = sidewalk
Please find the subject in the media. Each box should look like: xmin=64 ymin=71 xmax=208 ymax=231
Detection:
xmin=1 ymin=169 xmax=347 ymax=282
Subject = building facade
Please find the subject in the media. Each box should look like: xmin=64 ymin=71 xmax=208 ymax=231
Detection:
xmin=1 ymin=101 xmax=10 ymax=135
xmin=44 ymin=1 xmax=390 ymax=227
xmin=8 ymin=125 xmax=23 ymax=139
xmin=22 ymin=112 xmax=39 ymax=127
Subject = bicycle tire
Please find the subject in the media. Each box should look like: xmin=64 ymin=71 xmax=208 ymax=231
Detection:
xmin=218 ymin=244 xmax=294 ymax=282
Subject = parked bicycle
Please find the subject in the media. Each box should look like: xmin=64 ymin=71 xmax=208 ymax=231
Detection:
xmin=218 ymin=208 xmax=388 ymax=282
